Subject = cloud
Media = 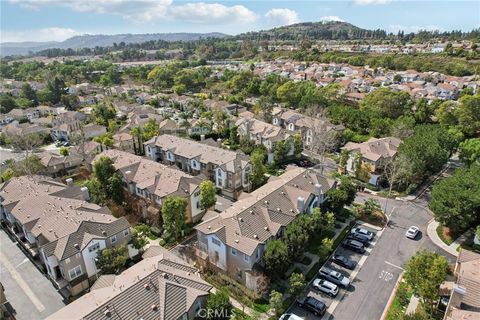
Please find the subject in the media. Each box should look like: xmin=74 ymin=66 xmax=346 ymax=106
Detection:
xmin=265 ymin=8 xmax=299 ymax=26
xmin=1 ymin=27 xmax=78 ymax=42
xmin=353 ymin=0 xmax=391 ymax=5
xmin=388 ymin=24 xmax=444 ymax=33
xmin=8 ymin=0 xmax=256 ymax=24
xmin=169 ymin=3 xmax=257 ymax=24
xmin=320 ymin=16 xmax=344 ymax=22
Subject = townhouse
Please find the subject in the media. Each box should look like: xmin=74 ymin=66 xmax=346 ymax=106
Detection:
xmin=443 ymin=249 xmax=480 ymax=320
xmin=91 ymin=149 xmax=205 ymax=223
xmin=236 ymin=117 xmax=293 ymax=164
xmin=144 ymin=135 xmax=251 ymax=200
xmin=47 ymin=246 xmax=213 ymax=320
xmin=342 ymin=137 xmax=402 ymax=185
xmin=195 ymin=167 xmax=336 ymax=290
xmin=0 ymin=176 xmax=131 ymax=297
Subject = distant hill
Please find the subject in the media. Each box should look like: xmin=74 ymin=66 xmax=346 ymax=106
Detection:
xmin=0 ymin=32 xmax=228 ymax=57
xmin=237 ymin=21 xmax=387 ymax=41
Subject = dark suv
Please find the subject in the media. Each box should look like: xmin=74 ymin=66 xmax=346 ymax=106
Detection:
xmin=342 ymin=239 xmax=366 ymax=253
xmin=296 ymin=296 xmax=327 ymax=317
xmin=332 ymin=254 xmax=356 ymax=270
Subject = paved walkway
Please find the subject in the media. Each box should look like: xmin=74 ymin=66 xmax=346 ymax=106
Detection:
xmin=426 ymin=220 xmax=459 ymax=257
xmin=405 ymin=295 xmax=420 ymax=315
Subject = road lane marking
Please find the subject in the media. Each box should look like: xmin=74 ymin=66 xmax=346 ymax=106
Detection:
xmin=379 ymin=270 xmax=394 ymax=282
xmin=0 ymin=251 xmax=45 ymax=312
xmin=384 ymin=260 xmax=404 ymax=270
xmin=16 ymin=258 xmax=29 ymax=268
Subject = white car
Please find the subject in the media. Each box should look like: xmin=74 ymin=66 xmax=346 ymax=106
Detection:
xmin=351 ymin=227 xmax=375 ymax=240
xmin=313 ymin=278 xmax=339 ymax=297
xmin=405 ymin=226 xmax=420 ymax=239
xmin=279 ymin=313 xmax=304 ymax=320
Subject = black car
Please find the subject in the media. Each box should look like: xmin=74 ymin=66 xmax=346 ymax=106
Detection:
xmin=346 ymin=233 xmax=370 ymax=246
xmin=332 ymin=254 xmax=356 ymax=270
xmin=296 ymin=296 xmax=327 ymax=317
xmin=342 ymin=239 xmax=366 ymax=254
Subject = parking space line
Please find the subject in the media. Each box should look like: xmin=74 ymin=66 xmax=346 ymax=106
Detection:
xmin=0 ymin=251 xmax=45 ymax=312
xmin=384 ymin=260 xmax=404 ymax=270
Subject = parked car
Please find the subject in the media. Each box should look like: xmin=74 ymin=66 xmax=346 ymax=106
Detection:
xmin=405 ymin=226 xmax=420 ymax=239
xmin=279 ymin=313 xmax=304 ymax=320
xmin=342 ymin=239 xmax=366 ymax=254
xmin=318 ymin=266 xmax=350 ymax=288
xmin=346 ymin=232 xmax=371 ymax=245
xmin=351 ymin=227 xmax=375 ymax=240
xmin=332 ymin=254 xmax=356 ymax=270
xmin=313 ymin=278 xmax=339 ymax=297
xmin=296 ymin=296 xmax=327 ymax=317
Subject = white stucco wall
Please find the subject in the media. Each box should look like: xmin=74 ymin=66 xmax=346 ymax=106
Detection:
xmin=82 ymin=239 xmax=106 ymax=277
xmin=207 ymin=234 xmax=227 ymax=271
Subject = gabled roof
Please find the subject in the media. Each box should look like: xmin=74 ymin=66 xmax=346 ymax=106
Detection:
xmin=343 ymin=137 xmax=402 ymax=162
xmin=46 ymin=246 xmax=212 ymax=320
xmin=195 ymin=167 xmax=335 ymax=256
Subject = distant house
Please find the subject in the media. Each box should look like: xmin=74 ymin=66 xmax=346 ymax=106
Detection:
xmin=82 ymin=123 xmax=107 ymax=140
xmin=112 ymin=132 xmax=135 ymax=153
xmin=51 ymin=121 xmax=82 ymax=142
xmin=46 ymin=246 xmax=212 ymax=320
xmin=0 ymin=176 xmax=131 ymax=297
xmin=145 ymin=134 xmax=251 ymax=200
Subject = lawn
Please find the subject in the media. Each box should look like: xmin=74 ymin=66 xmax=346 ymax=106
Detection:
xmin=386 ymin=282 xmax=413 ymax=320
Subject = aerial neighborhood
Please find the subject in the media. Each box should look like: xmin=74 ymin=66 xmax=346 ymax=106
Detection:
xmin=1 ymin=4 xmax=480 ymax=320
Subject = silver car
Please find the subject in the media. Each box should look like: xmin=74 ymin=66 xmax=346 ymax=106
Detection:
xmin=313 ymin=278 xmax=339 ymax=297
xmin=405 ymin=226 xmax=420 ymax=239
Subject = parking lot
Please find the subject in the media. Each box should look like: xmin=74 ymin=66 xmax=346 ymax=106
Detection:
xmin=287 ymin=224 xmax=382 ymax=319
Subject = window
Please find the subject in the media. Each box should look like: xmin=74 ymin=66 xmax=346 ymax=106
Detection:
xmin=110 ymin=235 xmax=117 ymax=243
xmin=196 ymin=201 xmax=200 ymax=209
xmin=88 ymin=243 xmax=100 ymax=252
xmin=244 ymin=254 xmax=250 ymax=262
xmin=212 ymin=238 xmax=221 ymax=246
xmin=69 ymin=265 xmax=82 ymax=280
xmin=123 ymin=229 xmax=130 ymax=237
xmin=256 ymin=248 xmax=260 ymax=259
xmin=231 ymin=248 xmax=237 ymax=256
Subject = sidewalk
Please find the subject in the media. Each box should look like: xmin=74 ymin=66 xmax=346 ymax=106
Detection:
xmin=426 ymin=220 xmax=459 ymax=257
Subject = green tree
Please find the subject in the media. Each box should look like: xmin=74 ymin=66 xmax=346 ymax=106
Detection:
xmin=200 ymin=180 xmax=217 ymax=210
xmin=288 ymin=272 xmax=306 ymax=297
xmin=250 ymin=147 xmax=267 ymax=189
xmin=83 ymin=178 xmax=107 ymax=205
xmin=435 ymin=101 xmax=458 ymax=128
xmin=273 ymin=139 xmax=291 ymax=166
xmin=142 ymin=118 xmax=159 ymax=140
xmin=456 ymin=95 xmax=480 ymax=137
xmin=285 ymin=218 xmax=310 ymax=259
xmin=131 ymin=228 xmax=148 ymax=250
xmin=326 ymin=176 xmax=357 ymax=212
xmin=403 ymin=250 xmax=447 ymax=314
xmin=206 ymin=287 xmax=233 ymax=320
xmin=459 ymin=138 xmax=480 ymax=166
xmin=269 ymin=290 xmax=284 ymax=317
xmin=1 ymin=168 xmax=15 ymax=182
xmin=106 ymin=173 xmax=125 ymax=204
xmin=96 ymin=245 xmax=129 ymax=274
xmin=0 ymin=95 xmax=17 ymax=113
xmin=293 ymin=134 xmax=303 ymax=157
xmin=93 ymin=156 xmax=116 ymax=186
xmin=429 ymin=164 xmax=480 ymax=234
xmin=59 ymin=146 xmax=69 ymax=156
xmin=21 ymin=83 xmax=38 ymax=106
xmin=92 ymin=102 xmax=115 ymax=127
xmin=161 ymin=196 xmax=187 ymax=241
xmin=360 ymin=88 xmax=412 ymax=119
xmin=263 ymin=239 xmax=290 ymax=277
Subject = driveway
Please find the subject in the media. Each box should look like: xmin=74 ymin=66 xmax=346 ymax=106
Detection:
xmin=0 ymin=229 xmax=66 ymax=320
xmin=330 ymin=194 xmax=456 ymax=320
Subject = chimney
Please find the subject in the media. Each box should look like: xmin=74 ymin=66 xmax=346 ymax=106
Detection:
xmin=315 ymin=183 xmax=324 ymax=206
xmin=297 ymin=196 xmax=305 ymax=213
xmin=200 ymin=134 xmax=205 ymax=141
xmin=65 ymin=178 xmax=73 ymax=186
xmin=80 ymin=186 xmax=90 ymax=201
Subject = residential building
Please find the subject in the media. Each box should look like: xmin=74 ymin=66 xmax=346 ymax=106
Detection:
xmin=195 ymin=167 xmax=335 ymax=290
xmin=51 ymin=121 xmax=82 ymax=142
xmin=112 ymin=132 xmax=135 ymax=153
xmin=91 ymin=149 xmax=205 ymax=223
xmin=236 ymin=117 xmax=293 ymax=163
xmin=145 ymin=135 xmax=251 ymax=200
xmin=82 ymin=123 xmax=107 ymax=140
xmin=39 ymin=152 xmax=83 ymax=177
xmin=443 ymin=249 xmax=480 ymax=320
xmin=342 ymin=137 xmax=402 ymax=184
xmin=46 ymin=246 xmax=212 ymax=320
xmin=0 ymin=176 xmax=131 ymax=297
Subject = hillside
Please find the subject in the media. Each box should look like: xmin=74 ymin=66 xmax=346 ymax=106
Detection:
xmin=0 ymin=32 xmax=228 ymax=57
xmin=237 ymin=21 xmax=386 ymax=41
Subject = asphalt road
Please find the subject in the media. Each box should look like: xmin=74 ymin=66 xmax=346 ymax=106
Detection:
xmin=0 ymin=229 xmax=66 ymax=320
xmin=330 ymin=194 xmax=456 ymax=320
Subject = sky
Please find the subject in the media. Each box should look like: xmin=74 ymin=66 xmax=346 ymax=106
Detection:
xmin=1 ymin=0 xmax=479 ymax=43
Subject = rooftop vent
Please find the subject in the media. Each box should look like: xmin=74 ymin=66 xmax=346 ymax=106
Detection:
xmin=151 ymin=304 xmax=158 ymax=311
xmin=144 ymin=283 xmax=150 ymax=290
xmin=239 ymin=217 xmax=243 ymax=222
xmin=264 ymin=200 xmax=269 ymax=205
xmin=104 ymin=309 xmax=111 ymax=317
xmin=235 ymin=239 xmax=239 ymax=243
xmin=207 ymin=226 xmax=211 ymax=230
xmin=264 ymin=226 xmax=269 ymax=231
xmin=254 ymin=234 xmax=259 ymax=239
xmin=74 ymin=243 xmax=80 ymax=250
